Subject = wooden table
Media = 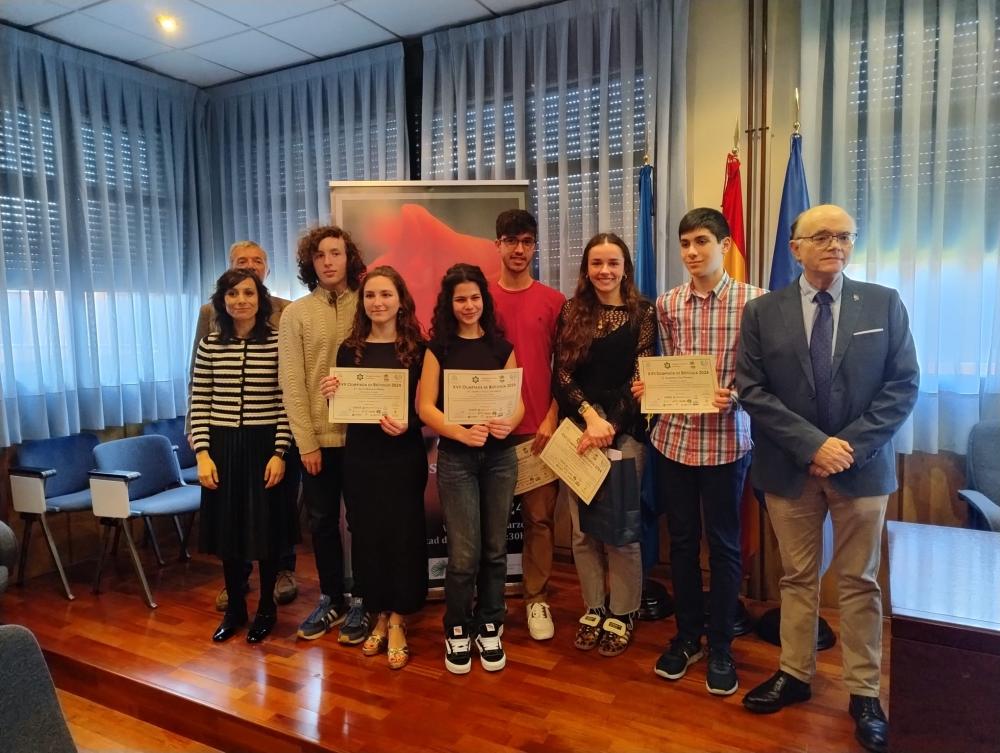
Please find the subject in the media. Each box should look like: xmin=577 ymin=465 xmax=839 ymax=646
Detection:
xmin=887 ymin=521 xmax=1000 ymax=753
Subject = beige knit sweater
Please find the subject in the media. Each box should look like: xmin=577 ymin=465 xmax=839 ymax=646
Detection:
xmin=278 ymin=286 xmax=358 ymax=454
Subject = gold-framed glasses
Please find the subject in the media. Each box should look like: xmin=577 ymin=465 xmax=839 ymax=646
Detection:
xmin=795 ymin=232 xmax=858 ymax=247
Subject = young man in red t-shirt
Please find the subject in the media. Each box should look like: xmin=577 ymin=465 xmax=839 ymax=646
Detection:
xmin=490 ymin=209 xmax=566 ymax=640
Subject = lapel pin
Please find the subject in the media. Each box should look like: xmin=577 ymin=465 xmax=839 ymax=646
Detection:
xmin=853 ymin=294 xmax=860 ymax=301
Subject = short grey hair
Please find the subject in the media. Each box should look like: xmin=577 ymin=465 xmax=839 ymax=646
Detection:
xmin=227 ymin=240 xmax=268 ymax=266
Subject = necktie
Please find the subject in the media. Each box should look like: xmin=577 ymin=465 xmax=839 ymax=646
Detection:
xmin=810 ymin=291 xmax=834 ymax=433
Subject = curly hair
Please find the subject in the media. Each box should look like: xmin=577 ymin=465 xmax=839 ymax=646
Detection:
xmin=210 ymin=268 xmax=274 ymax=343
xmin=295 ymin=225 xmax=365 ymax=292
xmin=429 ymin=263 xmax=502 ymax=356
xmin=557 ymin=232 xmax=641 ymax=371
xmin=344 ymin=266 xmax=426 ymax=368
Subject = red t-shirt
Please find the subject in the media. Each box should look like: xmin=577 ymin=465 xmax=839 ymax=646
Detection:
xmin=491 ymin=280 xmax=566 ymax=436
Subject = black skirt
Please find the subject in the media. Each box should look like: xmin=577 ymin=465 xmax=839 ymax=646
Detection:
xmin=199 ymin=425 xmax=300 ymax=561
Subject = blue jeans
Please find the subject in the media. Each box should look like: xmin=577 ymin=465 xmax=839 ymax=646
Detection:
xmin=656 ymin=451 xmax=750 ymax=648
xmin=437 ymin=445 xmax=518 ymax=631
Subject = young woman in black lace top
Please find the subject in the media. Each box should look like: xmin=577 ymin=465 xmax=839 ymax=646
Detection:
xmin=553 ymin=232 xmax=655 ymax=657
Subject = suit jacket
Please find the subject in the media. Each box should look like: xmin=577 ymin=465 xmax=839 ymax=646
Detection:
xmin=736 ymin=276 xmax=919 ymax=499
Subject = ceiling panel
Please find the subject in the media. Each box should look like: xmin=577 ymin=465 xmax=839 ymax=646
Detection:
xmin=83 ymin=0 xmax=247 ymax=48
xmin=36 ymin=13 xmax=172 ymax=61
xmin=138 ymin=49 xmax=241 ymax=87
xmin=478 ymin=0 xmax=551 ymax=13
xmin=189 ymin=0 xmax=337 ymax=28
xmin=187 ymin=30 xmax=313 ymax=75
xmin=262 ymin=4 xmax=396 ymax=59
xmin=0 ymin=0 xmax=73 ymax=26
xmin=346 ymin=0 xmax=486 ymax=37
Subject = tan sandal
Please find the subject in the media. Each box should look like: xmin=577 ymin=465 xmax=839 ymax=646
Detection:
xmin=363 ymin=622 xmax=388 ymax=656
xmin=597 ymin=615 xmax=634 ymax=657
xmin=387 ymin=622 xmax=409 ymax=670
xmin=574 ymin=610 xmax=605 ymax=651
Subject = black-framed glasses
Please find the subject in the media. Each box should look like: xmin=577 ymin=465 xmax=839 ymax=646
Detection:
xmin=794 ymin=231 xmax=858 ymax=247
xmin=499 ymin=235 xmax=537 ymax=250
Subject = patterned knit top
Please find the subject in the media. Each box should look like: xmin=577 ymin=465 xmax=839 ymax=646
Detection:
xmin=189 ymin=328 xmax=292 ymax=455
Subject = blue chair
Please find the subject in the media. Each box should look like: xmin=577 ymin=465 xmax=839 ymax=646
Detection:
xmin=958 ymin=420 xmax=1000 ymax=532
xmin=142 ymin=417 xmax=199 ymax=486
xmin=8 ymin=433 xmax=99 ymax=600
xmin=89 ymin=435 xmax=201 ymax=608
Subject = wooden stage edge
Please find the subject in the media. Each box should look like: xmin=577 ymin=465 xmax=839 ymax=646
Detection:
xmin=4 ymin=549 xmax=881 ymax=753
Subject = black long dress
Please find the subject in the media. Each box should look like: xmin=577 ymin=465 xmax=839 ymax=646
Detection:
xmin=339 ymin=341 xmax=428 ymax=615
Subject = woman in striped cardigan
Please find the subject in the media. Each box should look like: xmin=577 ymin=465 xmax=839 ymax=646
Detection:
xmin=191 ymin=268 xmax=298 ymax=644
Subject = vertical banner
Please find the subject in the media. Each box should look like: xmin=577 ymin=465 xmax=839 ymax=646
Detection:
xmin=331 ymin=181 xmax=531 ymax=594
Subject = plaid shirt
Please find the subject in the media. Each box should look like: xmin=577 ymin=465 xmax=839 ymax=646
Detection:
xmin=649 ymin=272 xmax=767 ymax=466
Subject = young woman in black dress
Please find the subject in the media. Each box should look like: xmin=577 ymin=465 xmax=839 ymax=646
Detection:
xmin=320 ymin=266 xmax=428 ymax=670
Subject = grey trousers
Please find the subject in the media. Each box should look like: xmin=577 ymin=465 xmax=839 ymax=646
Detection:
xmin=568 ymin=434 xmax=645 ymax=616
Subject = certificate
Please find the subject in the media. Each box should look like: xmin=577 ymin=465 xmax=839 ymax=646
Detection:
xmin=638 ymin=355 xmax=719 ymax=414
xmin=538 ymin=419 xmax=610 ymax=505
xmin=513 ymin=440 xmax=558 ymax=496
xmin=328 ymin=367 xmax=408 ymax=424
xmin=443 ymin=368 xmax=522 ymax=424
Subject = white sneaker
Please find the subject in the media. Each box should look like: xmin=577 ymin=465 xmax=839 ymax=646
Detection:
xmin=526 ymin=601 xmax=555 ymax=641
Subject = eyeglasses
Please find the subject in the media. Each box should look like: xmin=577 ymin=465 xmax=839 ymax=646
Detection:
xmin=794 ymin=232 xmax=858 ymax=247
xmin=499 ymin=236 xmax=537 ymax=250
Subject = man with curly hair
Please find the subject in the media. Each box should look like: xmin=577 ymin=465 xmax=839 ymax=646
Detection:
xmin=279 ymin=226 xmax=365 ymax=641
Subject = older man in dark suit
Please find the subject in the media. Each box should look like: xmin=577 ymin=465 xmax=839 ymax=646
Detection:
xmin=736 ymin=204 xmax=919 ymax=753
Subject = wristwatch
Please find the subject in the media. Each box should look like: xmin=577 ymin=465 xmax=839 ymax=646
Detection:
xmin=578 ymin=401 xmax=592 ymax=417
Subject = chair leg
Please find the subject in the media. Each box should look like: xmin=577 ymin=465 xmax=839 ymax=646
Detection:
xmin=121 ymin=521 xmax=157 ymax=609
xmin=92 ymin=522 xmax=112 ymax=595
xmin=172 ymin=515 xmax=191 ymax=561
xmin=112 ymin=524 xmax=121 ymax=555
xmin=143 ymin=517 xmax=165 ymax=566
xmin=39 ymin=514 xmax=75 ymax=601
xmin=16 ymin=515 xmax=34 ymax=586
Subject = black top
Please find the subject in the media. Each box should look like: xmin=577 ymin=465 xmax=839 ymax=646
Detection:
xmin=336 ymin=341 xmax=425 ymax=450
xmin=429 ymin=335 xmax=515 ymax=454
xmin=554 ymin=299 xmax=656 ymax=441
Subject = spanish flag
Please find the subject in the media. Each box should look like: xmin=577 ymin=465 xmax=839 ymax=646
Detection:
xmin=721 ymin=153 xmax=748 ymax=282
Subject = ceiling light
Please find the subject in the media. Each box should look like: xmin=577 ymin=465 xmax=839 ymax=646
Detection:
xmin=156 ymin=15 xmax=178 ymax=33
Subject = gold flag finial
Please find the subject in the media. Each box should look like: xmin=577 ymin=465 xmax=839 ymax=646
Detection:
xmin=793 ymin=87 xmax=801 ymax=134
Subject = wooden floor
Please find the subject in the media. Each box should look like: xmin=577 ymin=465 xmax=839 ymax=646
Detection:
xmin=1 ymin=541 xmax=889 ymax=753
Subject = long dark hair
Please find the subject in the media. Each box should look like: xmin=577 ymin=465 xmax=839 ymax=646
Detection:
xmin=429 ymin=263 xmax=502 ymax=355
xmin=344 ymin=265 xmax=425 ymax=367
xmin=211 ymin=268 xmax=273 ymax=343
xmin=295 ymin=225 xmax=365 ymax=292
xmin=558 ymin=232 xmax=640 ymax=371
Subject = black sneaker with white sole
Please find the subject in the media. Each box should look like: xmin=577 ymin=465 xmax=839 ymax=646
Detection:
xmin=654 ymin=637 xmax=704 ymax=680
xmin=445 ymin=625 xmax=473 ymax=675
xmin=706 ymin=646 xmax=739 ymax=695
xmin=475 ymin=622 xmax=506 ymax=672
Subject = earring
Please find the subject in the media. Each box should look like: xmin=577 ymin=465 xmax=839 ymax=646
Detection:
xmin=622 ymin=273 xmax=628 ymax=280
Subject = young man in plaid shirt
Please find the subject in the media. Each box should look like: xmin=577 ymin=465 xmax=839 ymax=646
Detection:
xmin=635 ymin=207 xmax=766 ymax=696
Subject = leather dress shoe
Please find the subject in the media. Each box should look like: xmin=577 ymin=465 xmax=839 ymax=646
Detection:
xmin=849 ymin=694 xmax=888 ymax=753
xmin=212 ymin=613 xmax=247 ymax=642
xmin=246 ymin=611 xmax=277 ymax=644
xmin=742 ymin=670 xmax=812 ymax=714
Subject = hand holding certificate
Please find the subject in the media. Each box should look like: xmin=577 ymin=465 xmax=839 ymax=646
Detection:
xmin=539 ymin=419 xmax=610 ymax=504
xmin=638 ymin=355 xmax=719 ymax=414
xmin=443 ymin=368 xmax=523 ymax=424
xmin=513 ymin=440 xmax=559 ymax=495
xmin=328 ymin=367 xmax=409 ymax=424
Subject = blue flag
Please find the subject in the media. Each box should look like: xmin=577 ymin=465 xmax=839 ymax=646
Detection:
xmin=769 ymin=133 xmax=810 ymax=290
xmin=635 ymin=164 xmax=657 ymax=300
xmin=635 ymin=164 xmax=661 ymax=574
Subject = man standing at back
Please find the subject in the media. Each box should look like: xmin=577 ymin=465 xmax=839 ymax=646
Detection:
xmin=736 ymin=204 xmax=919 ymax=753
xmin=279 ymin=226 xmax=364 ymax=642
xmin=490 ymin=209 xmax=565 ymax=640
xmin=187 ymin=241 xmax=299 ymax=611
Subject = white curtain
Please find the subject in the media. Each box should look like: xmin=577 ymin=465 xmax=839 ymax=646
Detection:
xmin=799 ymin=0 xmax=1000 ymax=453
xmin=205 ymin=44 xmax=408 ymax=299
xmin=421 ymin=0 xmax=689 ymax=295
xmin=0 ymin=25 xmax=207 ymax=445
